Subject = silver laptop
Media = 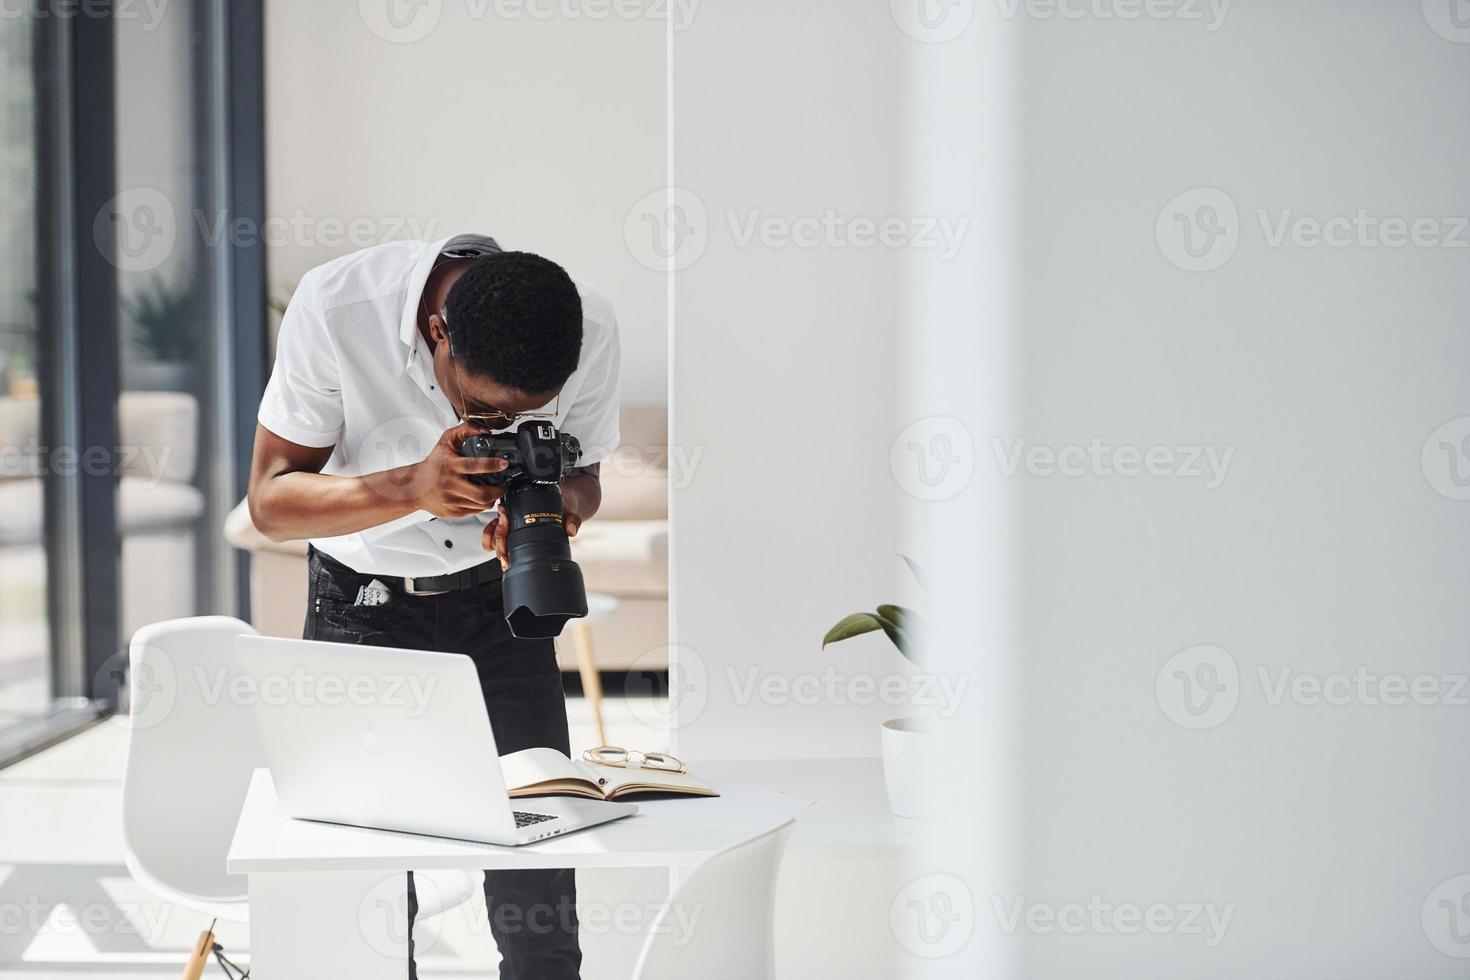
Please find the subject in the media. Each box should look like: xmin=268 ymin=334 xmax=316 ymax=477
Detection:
xmin=235 ymin=634 xmax=636 ymax=846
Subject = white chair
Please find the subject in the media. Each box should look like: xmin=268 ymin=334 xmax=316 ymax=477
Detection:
xmin=121 ymin=616 xmax=477 ymax=926
xmin=631 ymin=820 xmax=795 ymax=980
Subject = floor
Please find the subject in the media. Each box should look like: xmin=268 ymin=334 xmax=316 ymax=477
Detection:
xmin=0 ymin=687 xmax=665 ymax=978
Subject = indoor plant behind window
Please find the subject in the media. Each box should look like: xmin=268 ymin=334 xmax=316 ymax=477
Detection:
xmin=823 ymin=557 xmax=931 ymax=828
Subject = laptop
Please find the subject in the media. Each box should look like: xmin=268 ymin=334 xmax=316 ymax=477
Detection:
xmin=234 ymin=634 xmax=637 ymax=846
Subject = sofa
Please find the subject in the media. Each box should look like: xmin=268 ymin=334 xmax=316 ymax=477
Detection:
xmin=224 ymin=403 xmax=669 ymax=671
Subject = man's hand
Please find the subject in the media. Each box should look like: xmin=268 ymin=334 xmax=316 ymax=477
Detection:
xmin=404 ymin=421 xmax=510 ymax=519
xmin=482 ymin=507 xmax=582 ymax=568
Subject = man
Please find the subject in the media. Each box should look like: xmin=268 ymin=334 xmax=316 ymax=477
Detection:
xmin=247 ymin=233 xmax=620 ymax=979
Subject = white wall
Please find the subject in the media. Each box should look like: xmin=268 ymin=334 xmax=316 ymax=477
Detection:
xmin=1019 ymin=0 xmax=1470 ymax=974
xmin=669 ymin=0 xmax=909 ymax=760
xmin=263 ymin=0 xmax=667 ymax=403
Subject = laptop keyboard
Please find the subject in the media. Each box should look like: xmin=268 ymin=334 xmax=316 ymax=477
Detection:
xmin=514 ymin=810 xmax=557 ymax=828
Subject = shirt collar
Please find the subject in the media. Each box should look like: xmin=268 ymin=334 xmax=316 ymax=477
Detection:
xmin=397 ymin=233 xmax=504 ymax=358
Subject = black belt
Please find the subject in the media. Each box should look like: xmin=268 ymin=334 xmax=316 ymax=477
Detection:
xmin=311 ymin=546 xmax=502 ymax=597
xmin=399 ymin=560 xmax=503 ymax=596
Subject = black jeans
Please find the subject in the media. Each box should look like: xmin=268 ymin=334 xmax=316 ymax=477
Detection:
xmin=304 ymin=546 xmax=581 ymax=980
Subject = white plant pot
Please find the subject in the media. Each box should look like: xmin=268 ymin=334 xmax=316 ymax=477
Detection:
xmin=881 ymin=717 xmax=933 ymax=830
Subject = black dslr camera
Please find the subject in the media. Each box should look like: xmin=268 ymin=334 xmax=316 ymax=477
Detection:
xmin=461 ymin=421 xmax=588 ymax=639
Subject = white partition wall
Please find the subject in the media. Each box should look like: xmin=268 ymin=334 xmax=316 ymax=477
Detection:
xmin=1016 ymin=1 xmax=1470 ymax=976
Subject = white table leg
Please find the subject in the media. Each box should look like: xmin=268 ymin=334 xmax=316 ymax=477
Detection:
xmin=248 ymin=870 xmax=410 ymax=980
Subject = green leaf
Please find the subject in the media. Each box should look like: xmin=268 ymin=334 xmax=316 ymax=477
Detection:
xmin=876 ymin=604 xmax=913 ymax=627
xmin=823 ymin=611 xmax=912 ymax=658
xmin=822 ymin=613 xmax=887 ymax=647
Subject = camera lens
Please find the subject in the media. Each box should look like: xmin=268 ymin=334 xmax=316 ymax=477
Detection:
xmin=500 ymin=482 xmax=588 ymax=638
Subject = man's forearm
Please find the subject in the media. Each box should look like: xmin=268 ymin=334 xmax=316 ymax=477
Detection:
xmin=561 ymin=467 xmax=602 ymax=524
xmin=250 ymin=464 xmax=423 ymax=542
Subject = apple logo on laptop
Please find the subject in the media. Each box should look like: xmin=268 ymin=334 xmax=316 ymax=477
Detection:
xmin=360 ymin=722 xmax=387 ymax=757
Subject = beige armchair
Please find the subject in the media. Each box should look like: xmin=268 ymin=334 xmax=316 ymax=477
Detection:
xmin=224 ymin=403 xmax=669 ymax=672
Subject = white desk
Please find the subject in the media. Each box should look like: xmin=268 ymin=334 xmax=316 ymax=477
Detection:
xmin=227 ymin=761 xmax=893 ymax=979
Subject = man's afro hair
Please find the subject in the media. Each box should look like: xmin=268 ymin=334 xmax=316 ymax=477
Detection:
xmin=443 ymin=251 xmax=583 ymax=395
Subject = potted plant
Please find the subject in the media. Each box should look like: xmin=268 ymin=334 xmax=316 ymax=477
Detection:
xmin=123 ymin=276 xmax=197 ymax=392
xmin=823 ymin=557 xmax=931 ymax=827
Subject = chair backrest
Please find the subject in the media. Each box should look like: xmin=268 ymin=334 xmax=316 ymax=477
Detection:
xmin=121 ymin=616 xmax=264 ymax=905
xmin=631 ymin=820 xmax=794 ymax=980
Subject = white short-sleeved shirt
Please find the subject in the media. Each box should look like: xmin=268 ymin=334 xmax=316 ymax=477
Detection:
xmin=257 ymin=233 xmax=622 ymax=577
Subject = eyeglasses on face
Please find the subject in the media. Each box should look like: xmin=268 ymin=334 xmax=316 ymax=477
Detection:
xmin=440 ymin=307 xmax=559 ymax=428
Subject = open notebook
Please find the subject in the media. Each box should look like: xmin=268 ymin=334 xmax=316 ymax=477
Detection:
xmin=500 ymin=748 xmax=719 ymax=801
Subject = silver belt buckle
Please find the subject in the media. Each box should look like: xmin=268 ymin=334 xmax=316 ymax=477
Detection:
xmin=401 ymin=577 xmax=448 ymax=597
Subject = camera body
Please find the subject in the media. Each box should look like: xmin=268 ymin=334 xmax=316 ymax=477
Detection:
xmin=460 ymin=420 xmax=588 ymax=639
xmin=462 ymin=422 xmax=582 ymax=488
